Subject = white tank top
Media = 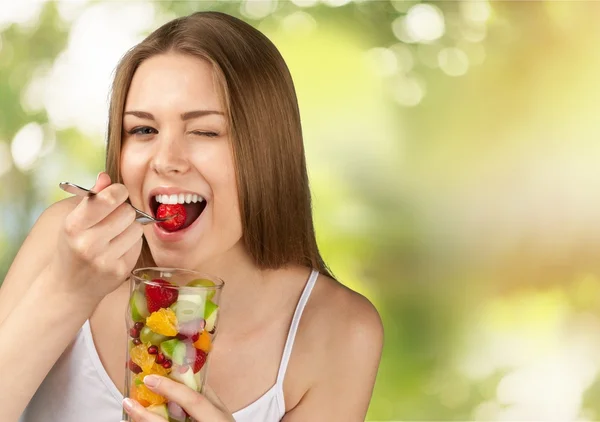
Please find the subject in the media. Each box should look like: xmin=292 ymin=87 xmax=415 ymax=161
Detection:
xmin=20 ymin=270 xmax=319 ymax=422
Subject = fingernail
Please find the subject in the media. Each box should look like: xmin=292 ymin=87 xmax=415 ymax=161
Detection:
xmin=144 ymin=375 xmax=159 ymax=388
xmin=122 ymin=398 xmax=134 ymax=412
xmin=96 ymin=172 xmax=102 ymax=182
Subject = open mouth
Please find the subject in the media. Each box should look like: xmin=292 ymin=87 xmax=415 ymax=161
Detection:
xmin=150 ymin=194 xmax=207 ymax=232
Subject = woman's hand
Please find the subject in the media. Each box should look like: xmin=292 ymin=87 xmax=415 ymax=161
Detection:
xmin=122 ymin=375 xmax=235 ymax=422
xmin=49 ymin=172 xmax=144 ymax=303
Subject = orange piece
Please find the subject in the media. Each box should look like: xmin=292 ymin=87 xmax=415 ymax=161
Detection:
xmin=130 ymin=344 xmax=156 ymax=373
xmin=148 ymin=363 xmax=171 ymax=377
xmin=130 ymin=381 xmax=151 ymax=407
xmin=129 ymin=366 xmax=170 ymax=408
xmin=136 ymin=383 xmax=167 ymax=406
xmin=146 ymin=308 xmax=178 ymax=336
xmin=132 ymin=373 xmax=167 ymax=406
xmin=193 ymin=330 xmax=212 ymax=352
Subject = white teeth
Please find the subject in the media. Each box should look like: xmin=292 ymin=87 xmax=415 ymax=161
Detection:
xmin=154 ymin=192 xmax=204 ymax=204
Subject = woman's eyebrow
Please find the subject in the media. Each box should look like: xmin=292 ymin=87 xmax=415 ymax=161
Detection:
xmin=181 ymin=110 xmax=224 ymax=120
xmin=124 ymin=110 xmax=155 ymax=120
xmin=123 ymin=110 xmax=224 ymax=121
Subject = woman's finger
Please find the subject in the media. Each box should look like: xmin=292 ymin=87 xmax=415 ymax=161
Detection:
xmin=142 ymin=375 xmax=232 ymax=421
xmin=121 ymin=398 xmax=165 ymax=422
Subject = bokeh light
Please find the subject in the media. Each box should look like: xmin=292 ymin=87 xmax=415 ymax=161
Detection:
xmin=438 ymin=47 xmax=469 ymax=76
xmin=10 ymin=122 xmax=44 ymax=172
xmin=405 ymin=4 xmax=445 ymax=43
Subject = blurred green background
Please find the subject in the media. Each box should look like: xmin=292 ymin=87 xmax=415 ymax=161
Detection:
xmin=2 ymin=1 xmax=600 ymax=420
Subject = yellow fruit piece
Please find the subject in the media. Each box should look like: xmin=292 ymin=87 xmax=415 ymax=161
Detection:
xmin=193 ymin=330 xmax=212 ymax=352
xmin=146 ymin=308 xmax=178 ymax=336
xmin=131 ymin=372 xmax=169 ymax=406
xmin=134 ymin=377 xmax=166 ymax=406
xmin=148 ymin=363 xmax=171 ymax=377
xmin=130 ymin=344 xmax=155 ymax=373
xmin=130 ymin=382 xmax=151 ymax=407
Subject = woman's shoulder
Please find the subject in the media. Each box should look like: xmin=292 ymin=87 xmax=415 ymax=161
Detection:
xmin=295 ymin=270 xmax=383 ymax=371
xmin=285 ymin=271 xmax=383 ymax=413
xmin=309 ymin=272 xmax=384 ymax=347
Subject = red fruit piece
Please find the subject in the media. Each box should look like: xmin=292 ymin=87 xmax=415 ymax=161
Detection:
xmin=193 ymin=349 xmax=208 ymax=373
xmin=129 ymin=327 xmax=140 ymax=338
xmin=128 ymin=360 xmax=143 ymax=374
xmin=155 ymin=353 xmax=165 ymax=365
xmin=145 ymin=278 xmax=178 ymax=313
xmin=156 ymin=203 xmax=187 ymax=232
xmin=132 ymin=338 xmax=142 ymax=345
xmin=147 ymin=345 xmax=158 ymax=355
xmin=162 ymin=359 xmax=172 ymax=369
xmin=176 ymin=332 xmax=200 ymax=342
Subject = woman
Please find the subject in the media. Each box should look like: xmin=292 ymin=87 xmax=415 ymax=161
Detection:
xmin=0 ymin=11 xmax=383 ymax=422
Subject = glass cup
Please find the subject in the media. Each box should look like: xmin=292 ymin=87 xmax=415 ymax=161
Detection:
xmin=123 ymin=267 xmax=224 ymax=421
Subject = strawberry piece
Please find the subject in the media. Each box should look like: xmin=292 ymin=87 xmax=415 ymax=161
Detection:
xmin=145 ymin=278 xmax=178 ymax=313
xmin=193 ymin=349 xmax=207 ymax=373
xmin=156 ymin=203 xmax=187 ymax=232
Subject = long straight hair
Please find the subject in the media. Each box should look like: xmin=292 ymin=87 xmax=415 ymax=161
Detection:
xmin=105 ymin=11 xmax=332 ymax=278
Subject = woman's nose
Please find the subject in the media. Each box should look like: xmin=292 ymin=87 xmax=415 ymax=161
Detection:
xmin=150 ymin=135 xmax=191 ymax=175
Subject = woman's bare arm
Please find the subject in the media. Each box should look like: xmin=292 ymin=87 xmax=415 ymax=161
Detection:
xmin=283 ymin=288 xmax=384 ymax=422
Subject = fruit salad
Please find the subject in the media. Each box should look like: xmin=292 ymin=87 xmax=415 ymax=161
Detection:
xmin=125 ymin=274 xmax=220 ymax=422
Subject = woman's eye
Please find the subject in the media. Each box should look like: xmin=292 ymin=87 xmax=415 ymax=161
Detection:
xmin=127 ymin=126 xmax=157 ymax=136
xmin=191 ymin=131 xmax=219 ymax=138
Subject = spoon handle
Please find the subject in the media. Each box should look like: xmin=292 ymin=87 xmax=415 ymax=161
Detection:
xmin=58 ymin=182 xmax=161 ymax=225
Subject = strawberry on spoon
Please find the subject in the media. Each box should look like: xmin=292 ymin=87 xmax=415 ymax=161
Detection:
xmin=156 ymin=204 xmax=187 ymax=232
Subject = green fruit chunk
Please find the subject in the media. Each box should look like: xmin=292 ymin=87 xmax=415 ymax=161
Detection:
xmin=140 ymin=326 xmax=169 ymax=346
xmin=172 ymin=342 xmax=188 ymax=366
xmin=169 ymin=365 xmax=198 ymax=391
xmin=160 ymin=339 xmax=181 ymax=360
xmin=186 ymin=278 xmax=216 ymax=300
xmin=177 ymin=291 xmax=204 ymax=307
xmin=204 ymin=301 xmax=219 ymax=333
xmin=130 ymin=290 xmax=149 ymax=322
xmin=172 ymin=300 xmax=203 ymax=323
xmin=147 ymin=404 xmax=168 ymax=419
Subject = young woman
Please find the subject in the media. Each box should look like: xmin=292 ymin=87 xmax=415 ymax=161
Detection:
xmin=0 ymin=11 xmax=383 ymax=422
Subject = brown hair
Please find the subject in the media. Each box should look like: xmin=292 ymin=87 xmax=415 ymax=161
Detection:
xmin=105 ymin=11 xmax=332 ymax=278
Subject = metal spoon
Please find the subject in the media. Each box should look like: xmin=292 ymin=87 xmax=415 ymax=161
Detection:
xmin=59 ymin=181 xmax=171 ymax=225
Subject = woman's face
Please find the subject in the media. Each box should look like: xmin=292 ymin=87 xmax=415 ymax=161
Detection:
xmin=120 ymin=52 xmax=243 ymax=269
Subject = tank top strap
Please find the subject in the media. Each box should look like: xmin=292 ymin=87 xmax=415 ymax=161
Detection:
xmin=275 ymin=269 xmax=319 ymax=386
